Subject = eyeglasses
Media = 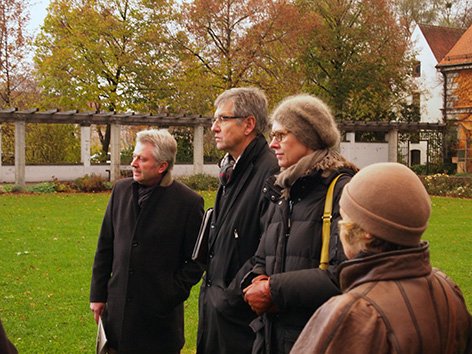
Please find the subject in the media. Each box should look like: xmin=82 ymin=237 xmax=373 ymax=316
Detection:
xmin=211 ymin=115 xmax=247 ymax=125
xmin=269 ymin=130 xmax=290 ymax=142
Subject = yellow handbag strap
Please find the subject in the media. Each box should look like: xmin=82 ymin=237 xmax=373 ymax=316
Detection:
xmin=320 ymin=174 xmax=344 ymax=270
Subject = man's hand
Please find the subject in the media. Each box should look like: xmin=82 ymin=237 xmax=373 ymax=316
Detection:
xmin=243 ymin=275 xmax=276 ymax=315
xmin=90 ymin=302 xmax=106 ymax=324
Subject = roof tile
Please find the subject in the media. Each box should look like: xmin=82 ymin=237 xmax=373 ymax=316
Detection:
xmin=419 ymin=24 xmax=465 ymax=62
xmin=438 ymin=24 xmax=472 ymax=66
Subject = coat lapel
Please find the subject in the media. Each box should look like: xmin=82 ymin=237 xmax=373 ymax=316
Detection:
xmin=209 ymin=162 xmax=254 ymax=251
xmin=208 ymin=135 xmax=269 ymax=251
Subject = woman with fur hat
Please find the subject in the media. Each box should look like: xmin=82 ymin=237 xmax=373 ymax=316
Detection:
xmin=242 ymin=94 xmax=358 ymax=354
xmin=291 ymin=162 xmax=472 ymax=354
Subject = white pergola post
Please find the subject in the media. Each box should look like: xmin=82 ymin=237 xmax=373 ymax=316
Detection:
xmin=193 ymin=125 xmax=204 ymax=174
xmin=110 ymin=123 xmax=121 ymax=182
xmin=15 ymin=121 xmax=26 ymax=186
xmin=81 ymin=125 xmax=91 ymax=173
xmin=387 ymin=128 xmax=398 ymax=163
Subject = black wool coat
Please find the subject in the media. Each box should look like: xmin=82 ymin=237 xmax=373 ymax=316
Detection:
xmin=0 ymin=319 xmax=17 ymax=354
xmin=197 ymin=135 xmax=279 ymax=354
xmin=90 ymin=177 xmax=204 ymax=353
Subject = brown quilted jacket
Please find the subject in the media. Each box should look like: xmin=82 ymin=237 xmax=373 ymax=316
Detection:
xmin=291 ymin=242 xmax=472 ymax=354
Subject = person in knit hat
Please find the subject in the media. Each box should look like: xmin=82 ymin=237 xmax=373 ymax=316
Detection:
xmin=242 ymin=94 xmax=358 ymax=354
xmin=292 ymin=162 xmax=472 ymax=354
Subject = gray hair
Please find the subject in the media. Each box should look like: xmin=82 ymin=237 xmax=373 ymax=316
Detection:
xmin=136 ymin=129 xmax=177 ymax=169
xmin=214 ymin=87 xmax=269 ymax=134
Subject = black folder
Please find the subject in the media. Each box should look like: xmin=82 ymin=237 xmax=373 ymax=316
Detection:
xmin=191 ymin=208 xmax=214 ymax=265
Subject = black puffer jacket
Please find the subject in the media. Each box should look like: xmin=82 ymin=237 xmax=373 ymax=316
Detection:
xmin=244 ymin=167 xmax=355 ymax=354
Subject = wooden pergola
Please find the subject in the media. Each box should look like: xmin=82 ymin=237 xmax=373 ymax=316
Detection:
xmin=0 ymin=108 xmax=212 ymax=185
xmin=0 ymin=108 xmax=447 ymax=185
xmin=337 ymin=121 xmax=446 ymax=132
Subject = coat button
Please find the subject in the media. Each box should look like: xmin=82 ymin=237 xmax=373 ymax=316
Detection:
xmin=132 ymin=241 xmax=139 ymax=247
xmin=206 ymin=279 xmax=212 ymax=287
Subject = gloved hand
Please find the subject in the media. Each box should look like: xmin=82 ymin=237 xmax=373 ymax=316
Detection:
xmin=243 ymin=275 xmax=277 ymax=315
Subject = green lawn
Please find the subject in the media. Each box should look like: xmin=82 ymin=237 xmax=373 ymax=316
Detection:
xmin=0 ymin=193 xmax=471 ymax=353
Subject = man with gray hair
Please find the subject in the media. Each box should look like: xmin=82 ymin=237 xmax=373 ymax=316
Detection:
xmin=90 ymin=129 xmax=204 ymax=353
xmin=197 ymin=87 xmax=279 ymax=354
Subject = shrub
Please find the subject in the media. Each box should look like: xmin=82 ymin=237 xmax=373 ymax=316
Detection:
xmin=0 ymin=184 xmax=15 ymax=193
xmin=177 ymin=174 xmax=219 ymax=191
xmin=52 ymin=179 xmax=77 ymax=193
xmin=74 ymin=174 xmax=112 ymax=192
xmin=10 ymin=184 xmax=26 ymax=193
xmin=27 ymin=182 xmax=56 ymax=193
xmin=410 ymin=163 xmax=455 ymax=175
xmin=420 ymin=174 xmax=472 ymax=198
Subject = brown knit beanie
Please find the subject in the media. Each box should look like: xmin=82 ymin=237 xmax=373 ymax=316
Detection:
xmin=271 ymin=94 xmax=340 ymax=150
xmin=340 ymin=163 xmax=431 ymax=246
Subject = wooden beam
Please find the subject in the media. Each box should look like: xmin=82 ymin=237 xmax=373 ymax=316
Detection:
xmin=0 ymin=109 xmax=212 ymax=127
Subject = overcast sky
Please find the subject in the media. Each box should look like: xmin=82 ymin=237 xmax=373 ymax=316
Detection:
xmin=28 ymin=0 xmax=50 ymax=35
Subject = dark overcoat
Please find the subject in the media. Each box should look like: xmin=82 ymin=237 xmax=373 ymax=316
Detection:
xmin=0 ymin=319 xmax=17 ymax=354
xmin=197 ymin=135 xmax=279 ymax=354
xmin=244 ymin=168 xmax=355 ymax=354
xmin=90 ymin=177 xmax=204 ymax=353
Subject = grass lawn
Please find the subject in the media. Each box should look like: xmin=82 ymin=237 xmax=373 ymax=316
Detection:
xmin=0 ymin=192 xmax=471 ymax=353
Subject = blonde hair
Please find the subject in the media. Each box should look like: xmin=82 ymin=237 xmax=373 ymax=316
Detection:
xmin=339 ymin=220 xmax=410 ymax=257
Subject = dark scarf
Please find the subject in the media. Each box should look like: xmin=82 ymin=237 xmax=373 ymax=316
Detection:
xmin=218 ymin=154 xmax=236 ymax=186
xmin=218 ymin=134 xmax=267 ymax=187
xmin=137 ymin=184 xmax=156 ymax=209
xmin=135 ymin=170 xmax=174 ymax=209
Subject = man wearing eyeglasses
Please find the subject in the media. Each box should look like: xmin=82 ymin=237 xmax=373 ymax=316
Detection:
xmin=197 ymin=87 xmax=279 ymax=354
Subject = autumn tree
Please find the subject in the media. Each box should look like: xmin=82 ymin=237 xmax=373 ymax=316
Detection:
xmin=0 ymin=0 xmax=33 ymax=107
xmin=34 ymin=0 xmax=176 ymax=154
xmin=174 ymin=0 xmax=313 ymax=112
xmin=298 ymin=0 xmax=413 ymax=121
xmin=0 ymin=1 xmax=91 ymax=166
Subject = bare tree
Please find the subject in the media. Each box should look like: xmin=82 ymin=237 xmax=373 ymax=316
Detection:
xmin=391 ymin=0 xmax=472 ymax=36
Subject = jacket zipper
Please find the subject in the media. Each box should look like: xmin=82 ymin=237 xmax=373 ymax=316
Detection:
xmin=281 ymin=200 xmax=294 ymax=272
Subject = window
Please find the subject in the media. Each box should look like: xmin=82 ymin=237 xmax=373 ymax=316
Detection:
xmin=412 ymin=91 xmax=420 ymax=111
xmin=411 ymin=149 xmax=421 ymax=165
xmin=413 ymin=61 xmax=421 ymax=77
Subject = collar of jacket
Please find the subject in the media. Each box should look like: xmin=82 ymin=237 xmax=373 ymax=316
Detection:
xmin=263 ymin=167 xmax=354 ymax=204
xmin=159 ymin=169 xmax=173 ymax=187
xmin=221 ymin=134 xmax=270 ymax=187
xmin=131 ymin=169 xmax=174 ymax=189
xmin=339 ymin=241 xmax=432 ymax=292
xmin=262 ymin=175 xmax=282 ymax=204
xmin=275 ymin=150 xmax=358 ymax=199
